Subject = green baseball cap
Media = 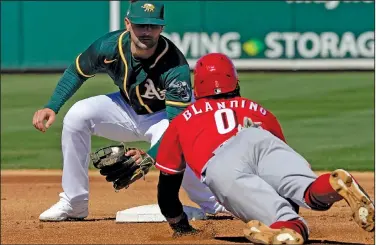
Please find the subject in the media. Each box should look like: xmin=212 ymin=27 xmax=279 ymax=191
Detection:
xmin=127 ymin=1 xmax=165 ymax=26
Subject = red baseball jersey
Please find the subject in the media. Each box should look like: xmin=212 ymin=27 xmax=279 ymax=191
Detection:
xmin=155 ymin=97 xmax=286 ymax=178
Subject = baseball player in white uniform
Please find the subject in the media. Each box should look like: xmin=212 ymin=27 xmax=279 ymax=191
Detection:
xmin=32 ymin=1 xmax=226 ymax=221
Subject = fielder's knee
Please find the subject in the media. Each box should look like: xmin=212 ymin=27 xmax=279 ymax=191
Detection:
xmin=63 ymin=100 xmax=95 ymax=132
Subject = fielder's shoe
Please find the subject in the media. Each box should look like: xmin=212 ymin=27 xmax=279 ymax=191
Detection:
xmin=243 ymin=220 xmax=304 ymax=245
xmin=329 ymin=169 xmax=375 ymax=232
xmin=39 ymin=193 xmax=88 ymax=222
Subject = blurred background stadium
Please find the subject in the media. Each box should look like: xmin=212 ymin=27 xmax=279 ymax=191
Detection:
xmin=1 ymin=1 xmax=374 ymax=171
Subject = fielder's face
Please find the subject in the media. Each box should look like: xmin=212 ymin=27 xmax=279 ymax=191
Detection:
xmin=125 ymin=18 xmax=163 ymax=50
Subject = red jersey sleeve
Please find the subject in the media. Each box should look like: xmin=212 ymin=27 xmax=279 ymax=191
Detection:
xmin=266 ymin=113 xmax=286 ymax=143
xmin=155 ymin=120 xmax=186 ymax=175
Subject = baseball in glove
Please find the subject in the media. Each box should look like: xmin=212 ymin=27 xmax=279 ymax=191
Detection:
xmin=90 ymin=143 xmax=155 ymax=191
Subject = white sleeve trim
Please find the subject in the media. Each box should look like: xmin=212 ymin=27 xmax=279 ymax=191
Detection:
xmin=155 ymin=162 xmax=185 ymax=174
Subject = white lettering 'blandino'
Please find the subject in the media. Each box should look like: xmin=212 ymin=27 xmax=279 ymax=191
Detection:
xmin=183 ymin=100 xmax=267 ymax=121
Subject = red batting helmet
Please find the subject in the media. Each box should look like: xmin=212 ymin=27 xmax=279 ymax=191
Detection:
xmin=193 ymin=53 xmax=239 ymax=99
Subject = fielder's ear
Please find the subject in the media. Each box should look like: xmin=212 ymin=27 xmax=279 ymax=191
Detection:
xmin=124 ymin=17 xmax=130 ymax=30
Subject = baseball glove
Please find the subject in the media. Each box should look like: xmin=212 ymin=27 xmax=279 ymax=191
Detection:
xmin=90 ymin=143 xmax=155 ymax=191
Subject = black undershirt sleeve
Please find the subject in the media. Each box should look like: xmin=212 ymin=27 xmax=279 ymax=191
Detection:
xmin=157 ymin=171 xmax=184 ymax=219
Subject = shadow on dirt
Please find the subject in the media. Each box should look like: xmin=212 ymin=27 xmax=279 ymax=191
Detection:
xmin=215 ymin=237 xmax=368 ymax=245
xmin=53 ymin=217 xmax=116 ymax=222
xmin=307 ymin=240 xmax=368 ymax=245
xmin=206 ymin=215 xmax=235 ymax=220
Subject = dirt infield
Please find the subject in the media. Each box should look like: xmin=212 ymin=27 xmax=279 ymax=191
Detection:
xmin=1 ymin=170 xmax=375 ymax=244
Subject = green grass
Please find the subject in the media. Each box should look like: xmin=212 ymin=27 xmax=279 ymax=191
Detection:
xmin=1 ymin=72 xmax=374 ymax=171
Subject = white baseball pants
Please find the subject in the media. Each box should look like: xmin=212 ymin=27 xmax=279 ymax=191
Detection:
xmin=60 ymin=91 xmax=222 ymax=213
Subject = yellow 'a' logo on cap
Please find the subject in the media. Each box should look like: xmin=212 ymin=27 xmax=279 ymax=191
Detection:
xmin=142 ymin=3 xmax=155 ymax=12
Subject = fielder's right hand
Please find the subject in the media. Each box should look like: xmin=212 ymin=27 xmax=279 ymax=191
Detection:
xmin=32 ymin=108 xmax=56 ymax=132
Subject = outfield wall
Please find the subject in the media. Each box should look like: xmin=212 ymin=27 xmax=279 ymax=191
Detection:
xmin=1 ymin=1 xmax=374 ymax=71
